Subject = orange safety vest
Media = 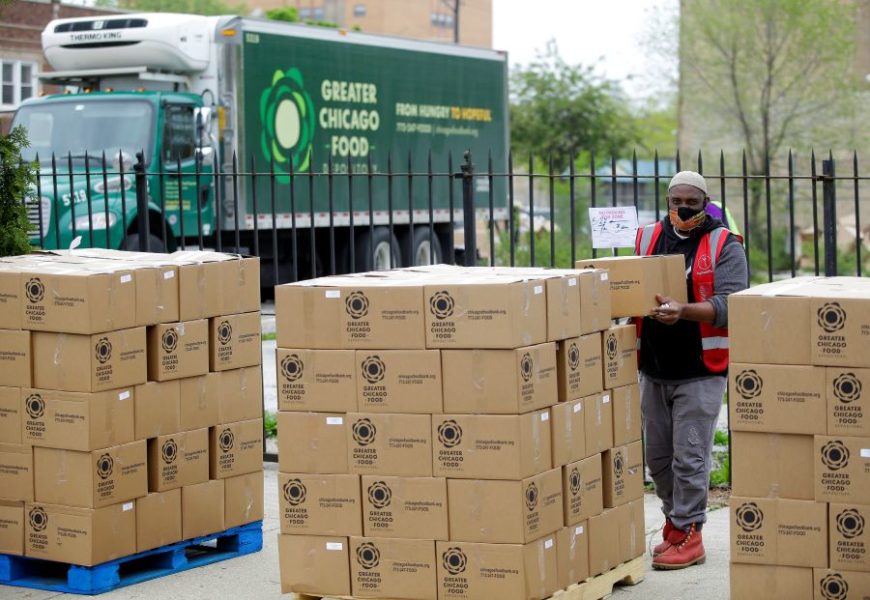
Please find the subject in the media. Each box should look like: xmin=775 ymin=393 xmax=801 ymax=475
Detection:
xmin=634 ymin=222 xmax=734 ymax=374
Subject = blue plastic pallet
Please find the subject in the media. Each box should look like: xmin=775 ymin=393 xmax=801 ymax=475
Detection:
xmin=0 ymin=520 xmax=263 ymax=595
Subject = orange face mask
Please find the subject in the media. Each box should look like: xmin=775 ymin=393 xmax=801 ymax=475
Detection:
xmin=669 ymin=206 xmax=707 ymax=232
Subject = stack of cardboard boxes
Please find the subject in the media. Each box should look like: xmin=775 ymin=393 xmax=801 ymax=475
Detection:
xmin=275 ymin=265 xmax=646 ymax=600
xmin=0 ymin=250 xmax=263 ymax=567
xmin=729 ymin=277 xmax=870 ymax=599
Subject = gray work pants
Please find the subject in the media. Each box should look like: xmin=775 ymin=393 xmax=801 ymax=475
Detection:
xmin=640 ymin=374 xmax=725 ymax=531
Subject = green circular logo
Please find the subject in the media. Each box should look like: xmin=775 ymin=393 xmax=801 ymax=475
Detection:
xmin=260 ymin=68 xmax=315 ymax=182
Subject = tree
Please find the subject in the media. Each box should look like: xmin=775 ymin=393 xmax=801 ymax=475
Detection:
xmin=0 ymin=127 xmax=35 ymax=257
xmin=265 ymin=6 xmax=298 ymax=22
xmin=510 ymin=41 xmax=639 ymax=172
xmin=95 ymin=0 xmax=246 ymax=16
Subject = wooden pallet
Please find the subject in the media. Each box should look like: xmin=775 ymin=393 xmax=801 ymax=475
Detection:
xmin=289 ymin=556 xmax=645 ymax=600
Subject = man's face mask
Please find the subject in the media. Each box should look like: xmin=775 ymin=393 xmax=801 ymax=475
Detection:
xmin=669 ymin=205 xmax=707 ymax=232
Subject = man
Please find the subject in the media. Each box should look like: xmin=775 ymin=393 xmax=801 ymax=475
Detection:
xmin=636 ymin=171 xmax=748 ymax=570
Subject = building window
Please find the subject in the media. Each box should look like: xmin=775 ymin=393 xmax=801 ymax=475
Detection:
xmin=0 ymin=60 xmax=38 ymax=108
xmin=430 ymin=12 xmax=454 ymax=27
xmin=313 ymin=7 xmax=325 ymax=19
xmin=353 ymin=4 xmax=366 ymax=17
xmin=299 ymin=8 xmax=311 ymax=18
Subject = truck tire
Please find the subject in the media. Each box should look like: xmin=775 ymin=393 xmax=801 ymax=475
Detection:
xmin=355 ymin=227 xmax=402 ymax=271
xmin=406 ymin=225 xmax=443 ymax=266
xmin=122 ymin=232 xmax=165 ymax=252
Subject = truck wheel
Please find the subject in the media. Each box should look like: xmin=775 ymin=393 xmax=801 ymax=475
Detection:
xmin=407 ymin=226 xmax=443 ymax=266
xmin=355 ymin=227 xmax=402 ymax=271
xmin=122 ymin=232 xmax=165 ymax=252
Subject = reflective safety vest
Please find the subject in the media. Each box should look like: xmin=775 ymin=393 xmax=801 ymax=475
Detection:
xmin=634 ymin=222 xmax=734 ymax=374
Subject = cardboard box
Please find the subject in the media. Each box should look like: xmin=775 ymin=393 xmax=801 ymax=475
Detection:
xmin=584 ymin=392 xmax=614 ymax=457
xmin=0 ymin=443 xmax=33 ymax=501
xmin=493 ymin=269 xmax=581 ymax=342
xmin=827 ymin=368 xmax=870 ymax=437
xmin=147 ymin=428 xmax=209 ymax=492
xmin=575 ymin=255 xmax=686 ymax=319
xmin=209 ymin=312 xmax=261 ymax=372
xmin=551 ymin=399 xmax=585 ymax=467
xmin=169 ymin=252 xmax=260 ymax=321
xmin=612 ymin=383 xmax=641 ymax=446
xmin=588 ymin=508 xmax=620 ymax=577
xmin=435 ymin=537 xmax=559 ymax=600
xmin=562 ymin=455 xmax=604 ymax=525
xmin=136 ymin=489 xmax=182 ymax=552
xmin=130 ymin=263 xmax=179 ymax=326
xmin=278 ymin=534 xmax=351 ymax=596
xmin=423 ymin=276 xmax=547 ymax=349
xmin=278 ymin=473 xmax=361 ymax=536
xmin=225 ymin=470 xmax=264 ymax=529
xmin=277 ymin=412 xmax=348 ymax=474
xmin=578 ymin=268 xmax=612 ymax=334
xmin=447 ymin=467 xmax=563 ymax=544
xmin=602 ymin=325 xmax=638 ymax=390
xmin=276 ymin=277 xmax=425 ymax=349
xmin=0 ymin=263 xmax=23 ymax=329
xmin=557 ymin=333 xmax=603 ymax=403
xmin=349 ymin=537 xmax=436 ymax=600
xmin=432 ymin=411 xmax=551 ymax=480
xmin=32 ymin=327 xmax=147 ymax=392
xmin=147 ymin=320 xmax=209 ymax=382
xmin=24 ymin=501 xmax=136 ymax=566
xmin=441 ymin=344 xmax=557 ymax=414
xmin=812 ymin=569 xmax=870 ymax=600
xmin=815 ymin=435 xmax=870 ymax=504
xmin=0 ymin=500 xmax=23 ymax=555
xmin=276 ymin=348 xmax=356 ymax=413
xmin=348 ymin=413 xmax=433 ymax=477
xmin=603 ymin=441 xmax=644 ymax=508
xmin=0 ymin=386 xmax=22 ymax=444
xmin=34 ymin=441 xmax=147 ymax=508
xmin=808 ymin=291 xmax=870 ymax=368
xmin=181 ymin=479 xmax=224 ymax=539
xmin=829 ymin=503 xmax=870 ymax=572
xmin=357 ymin=350 xmax=442 ymax=414
xmin=218 ymin=366 xmax=262 ymax=423
xmin=21 ymin=387 xmax=134 ymax=450
xmin=729 ymin=364 xmax=827 ymax=434
xmin=18 ymin=265 xmax=136 ymax=333
xmin=556 ymin=523 xmax=589 ymax=589
xmin=178 ymin=373 xmax=220 ymax=431
xmin=0 ymin=329 xmax=30 ymax=387
xmin=361 ymin=476 xmax=447 ymax=540
xmin=730 ymin=497 xmax=828 ymax=567
xmin=732 ymin=432 xmax=815 ymax=500
xmin=134 ymin=380 xmax=181 ymax=440
xmin=731 ymin=564 xmax=813 ymax=600
xmin=617 ymin=499 xmax=645 ymax=563
xmin=209 ymin=418 xmax=263 ymax=479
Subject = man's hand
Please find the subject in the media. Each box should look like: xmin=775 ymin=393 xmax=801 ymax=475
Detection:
xmin=651 ymin=294 xmax=683 ymax=325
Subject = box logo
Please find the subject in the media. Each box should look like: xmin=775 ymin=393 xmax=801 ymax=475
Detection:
xmin=162 ymin=329 xmax=178 ymax=353
xmin=356 ymin=542 xmax=380 ymax=569
xmin=361 ymin=355 xmax=386 ymax=384
xmin=569 ymin=467 xmax=582 ymax=495
xmin=735 ymin=369 xmax=763 ymax=400
xmin=442 ymin=547 xmax=467 ymax=575
xmin=525 ymin=482 xmax=538 ymax=511
xmin=95 ymin=337 xmax=113 ymax=364
xmin=25 ymin=393 xmax=45 ymax=419
xmin=833 ymin=373 xmax=862 ymax=404
xmin=283 ymin=478 xmax=307 ymax=505
xmin=437 ymin=419 xmax=462 ymax=447
xmin=520 ymin=353 xmax=534 ymax=382
xmin=613 ymin=450 xmax=625 ymax=479
xmin=280 ymin=354 xmax=304 ymax=381
xmin=219 ymin=428 xmax=235 ymax=452
xmin=818 ymin=302 xmax=847 ymax=333
xmin=161 ymin=439 xmax=178 ymax=464
xmin=429 ymin=290 xmax=455 ymax=320
xmin=346 ymin=291 xmax=369 ymax=320
xmin=96 ymin=453 xmax=114 ymax=479
xmin=821 ymin=440 xmax=851 ymax=471
xmin=217 ymin=320 xmax=233 ymax=345
xmin=567 ymin=343 xmax=580 ymax=371
xmin=352 ymin=418 xmax=377 ymax=446
xmin=819 ymin=574 xmax=849 ymax=600
xmin=367 ymin=481 xmax=392 ymax=509
xmin=606 ymin=333 xmax=618 ymax=360
xmin=836 ymin=508 xmax=865 ymax=539
xmin=25 ymin=277 xmax=45 ymax=303
xmin=28 ymin=506 xmax=47 ymax=532
xmin=735 ymin=502 xmax=764 ymax=532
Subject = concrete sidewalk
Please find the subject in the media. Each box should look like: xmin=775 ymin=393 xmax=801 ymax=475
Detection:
xmin=2 ymin=464 xmax=730 ymax=600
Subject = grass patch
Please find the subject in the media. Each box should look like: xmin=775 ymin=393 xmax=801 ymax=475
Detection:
xmin=264 ymin=411 xmax=277 ymax=438
xmin=713 ymin=430 xmax=729 ymax=446
xmin=709 ymin=454 xmax=730 ymax=487
xmin=262 ymin=332 xmax=276 ymax=342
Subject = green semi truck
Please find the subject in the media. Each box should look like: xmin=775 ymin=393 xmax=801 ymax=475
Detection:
xmin=12 ymin=12 xmax=509 ymax=280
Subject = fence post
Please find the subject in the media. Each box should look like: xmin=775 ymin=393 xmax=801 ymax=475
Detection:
xmin=822 ymin=158 xmax=837 ymax=277
xmin=134 ymin=151 xmax=150 ymax=252
xmin=460 ymin=150 xmax=476 ymax=266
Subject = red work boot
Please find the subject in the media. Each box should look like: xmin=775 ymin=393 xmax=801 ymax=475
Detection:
xmin=652 ymin=518 xmax=674 ymax=557
xmin=652 ymin=523 xmax=705 ymax=570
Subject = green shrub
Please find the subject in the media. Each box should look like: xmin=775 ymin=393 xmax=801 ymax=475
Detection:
xmin=0 ymin=126 xmax=35 ymax=257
